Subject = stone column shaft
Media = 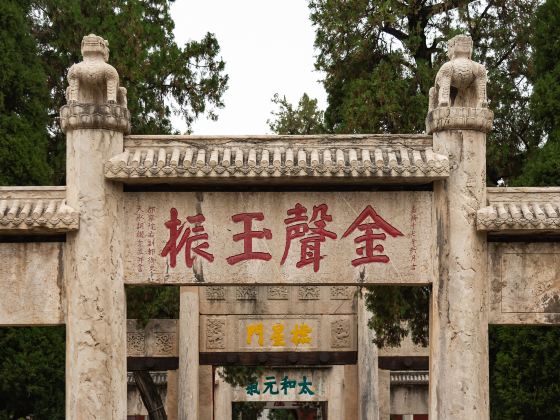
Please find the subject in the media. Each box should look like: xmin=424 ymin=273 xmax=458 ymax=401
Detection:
xmin=430 ymin=129 xmax=488 ymax=419
xmin=65 ymin=127 xmax=126 ymax=419
xmin=179 ymin=286 xmax=200 ymax=420
xmin=358 ymin=289 xmax=380 ymax=420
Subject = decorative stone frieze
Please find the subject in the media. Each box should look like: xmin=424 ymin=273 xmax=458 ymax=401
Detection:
xmin=235 ymin=286 xmax=257 ymax=300
xmin=477 ymin=187 xmax=560 ymax=232
xmin=205 ymin=286 xmax=226 ymax=300
xmin=0 ymin=187 xmax=79 ymax=233
xmin=298 ymin=286 xmax=320 ymax=300
xmin=60 ymin=102 xmax=130 ymax=133
xmin=426 ymin=35 xmax=493 ymax=134
xmin=205 ymin=317 xmax=226 ymax=349
xmin=104 ymin=135 xmax=450 ymax=183
xmin=390 ymin=371 xmax=429 ymax=385
xmin=330 ymin=319 xmax=352 ymax=348
xmin=426 ymin=106 xmax=493 ymax=134
xmin=329 ymin=286 xmax=351 ymax=300
xmin=126 ymin=319 xmax=178 ymax=357
xmin=267 ymin=286 xmax=289 ymax=300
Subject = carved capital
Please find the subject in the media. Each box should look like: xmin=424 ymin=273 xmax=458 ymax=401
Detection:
xmin=426 ymin=106 xmax=493 ymax=134
xmin=60 ymin=102 xmax=131 ymax=133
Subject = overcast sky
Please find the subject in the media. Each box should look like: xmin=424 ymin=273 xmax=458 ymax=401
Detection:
xmin=170 ymin=0 xmax=327 ymax=135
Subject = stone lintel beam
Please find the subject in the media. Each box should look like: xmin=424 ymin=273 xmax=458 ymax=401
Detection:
xmin=104 ymin=134 xmax=450 ymax=184
xmin=0 ymin=186 xmax=79 ymax=234
xmin=478 ymin=187 xmax=560 ymax=233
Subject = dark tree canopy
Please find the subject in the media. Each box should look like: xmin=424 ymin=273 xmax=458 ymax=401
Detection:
xmin=27 ymin=0 xmax=228 ymax=183
xmin=308 ymin=0 xmax=540 ymax=181
xmin=0 ymin=0 xmax=52 ymax=186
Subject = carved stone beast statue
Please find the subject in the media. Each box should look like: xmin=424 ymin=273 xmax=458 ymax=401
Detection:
xmin=66 ymin=34 xmax=127 ymax=107
xmin=429 ymin=35 xmax=487 ymax=110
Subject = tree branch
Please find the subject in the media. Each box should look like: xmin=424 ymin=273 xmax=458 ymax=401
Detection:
xmin=423 ymin=0 xmax=472 ymax=19
xmin=381 ymin=24 xmax=409 ymax=41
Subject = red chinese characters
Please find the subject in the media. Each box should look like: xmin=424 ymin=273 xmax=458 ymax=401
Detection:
xmin=342 ymin=205 xmax=403 ymax=266
xmin=160 ymin=208 xmax=214 ymax=268
xmin=280 ymin=203 xmax=337 ymax=272
xmin=226 ymin=212 xmax=272 ymax=265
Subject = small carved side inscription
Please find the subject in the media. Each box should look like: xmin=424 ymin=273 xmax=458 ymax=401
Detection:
xmin=298 ymin=286 xmax=320 ymax=300
xmin=206 ymin=286 xmax=226 ymax=300
xmin=331 ymin=319 xmax=351 ymax=348
xmin=154 ymin=332 xmax=177 ymax=356
xmin=236 ymin=286 xmax=257 ymax=300
xmin=267 ymin=286 xmax=289 ymax=300
xmin=206 ymin=318 xmax=226 ymax=349
xmin=127 ymin=332 xmax=146 ymax=356
xmin=330 ymin=286 xmax=351 ymax=300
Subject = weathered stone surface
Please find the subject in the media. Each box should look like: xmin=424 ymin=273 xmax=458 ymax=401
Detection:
xmin=0 ymin=242 xmax=64 ymax=325
xmin=65 ymin=124 xmax=126 ymax=419
xmin=430 ymin=128 xmax=489 ymax=420
xmin=127 ymin=319 xmax=178 ymax=357
xmin=104 ymin=134 xmax=450 ymax=184
xmin=426 ymin=35 xmax=493 ymax=134
xmin=488 ymin=242 xmax=560 ymax=324
xmin=478 ymin=187 xmax=560 ymax=233
xmin=124 ymin=191 xmax=434 ymax=285
xmin=0 ymin=187 xmax=78 ymax=233
xmin=199 ymin=314 xmax=357 ymax=352
xmin=199 ymin=286 xmax=357 ymax=315
xmin=66 ymin=34 xmax=127 ymax=106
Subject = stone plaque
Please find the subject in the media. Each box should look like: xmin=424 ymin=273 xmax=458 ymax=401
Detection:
xmin=0 ymin=242 xmax=64 ymax=325
xmin=124 ymin=191 xmax=433 ymax=285
xmin=231 ymin=368 xmax=329 ymax=403
xmin=488 ymin=243 xmax=560 ymax=324
xmin=199 ymin=314 xmax=357 ymax=352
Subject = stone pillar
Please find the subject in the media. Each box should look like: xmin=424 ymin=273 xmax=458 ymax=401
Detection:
xmin=358 ymin=288 xmax=379 ymax=420
xmin=167 ymin=370 xmax=179 ymax=420
xmin=214 ymin=369 xmax=232 ymax=419
xmin=378 ymin=369 xmax=391 ymax=420
xmin=62 ymin=34 xmax=130 ymax=419
xmin=179 ymin=286 xmax=200 ymax=419
xmin=427 ymin=35 xmax=494 ymax=420
xmin=327 ymin=365 xmax=344 ymax=418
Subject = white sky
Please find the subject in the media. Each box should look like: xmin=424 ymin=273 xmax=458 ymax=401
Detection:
xmin=170 ymin=0 xmax=327 ymax=135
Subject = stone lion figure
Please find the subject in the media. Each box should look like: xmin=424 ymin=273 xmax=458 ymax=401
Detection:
xmin=66 ymin=34 xmax=127 ymax=106
xmin=429 ymin=35 xmax=487 ymax=110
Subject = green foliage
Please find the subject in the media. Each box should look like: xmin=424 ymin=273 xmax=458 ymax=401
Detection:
xmin=0 ymin=327 xmax=65 ymax=420
xmin=232 ymin=402 xmax=266 ymax=419
xmin=489 ymin=326 xmax=560 ymax=419
xmin=308 ymin=0 xmax=540 ymax=180
xmin=0 ymin=0 xmax=52 ymax=186
xmin=364 ymin=286 xmax=430 ymax=348
xmin=268 ymin=93 xmax=325 ymax=135
xmin=27 ymin=0 xmax=228 ymax=183
xmin=126 ymin=285 xmax=180 ymax=326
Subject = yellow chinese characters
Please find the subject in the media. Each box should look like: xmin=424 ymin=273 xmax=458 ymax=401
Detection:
xmin=246 ymin=322 xmax=264 ymax=346
xmin=245 ymin=322 xmax=313 ymax=347
xmin=291 ymin=323 xmax=312 ymax=345
xmin=270 ymin=323 xmax=286 ymax=346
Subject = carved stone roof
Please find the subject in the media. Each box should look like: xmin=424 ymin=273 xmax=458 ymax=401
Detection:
xmin=390 ymin=370 xmax=429 ymax=385
xmin=0 ymin=187 xmax=79 ymax=233
xmin=477 ymin=187 xmax=560 ymax=232
xmin=127 ymin=371 xmax=167 ymax=386
xmin=105 ymin=135 xmax=449 ymax=184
